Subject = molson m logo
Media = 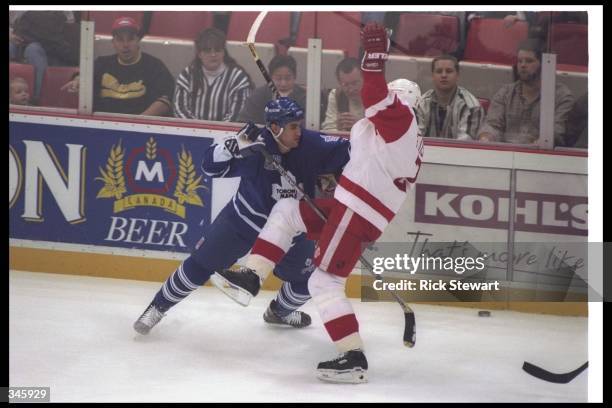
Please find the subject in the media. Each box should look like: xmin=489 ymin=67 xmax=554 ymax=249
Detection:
xmin=95 ymin=137 xmax=207 ymax=218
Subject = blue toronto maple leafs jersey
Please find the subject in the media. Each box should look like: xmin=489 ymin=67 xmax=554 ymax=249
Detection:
xmin=202 ymin=128 xmax=350 ymax=232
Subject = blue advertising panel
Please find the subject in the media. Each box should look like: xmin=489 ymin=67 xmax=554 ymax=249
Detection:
xmin=9 ymin=118 xmax=215 ymax=254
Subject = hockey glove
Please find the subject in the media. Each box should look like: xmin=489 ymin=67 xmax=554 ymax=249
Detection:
xmin=222 ymin=122 xmax=266 ymax=159
xmin=360 ymin=21 xmax=390 ymax=72
xmin=237 ymin=121 xmax=267 ymax=158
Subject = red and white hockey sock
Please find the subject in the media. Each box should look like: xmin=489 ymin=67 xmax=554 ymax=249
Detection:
xmin=308 ymin=267 xmax=364 ymax=352
xmin=246 ymin=198 xmax=307 ymax=281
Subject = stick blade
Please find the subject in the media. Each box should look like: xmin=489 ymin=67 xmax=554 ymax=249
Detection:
xmin=403 ymin=311 xmax=416 ymax=347
xmin=522 ymin=361 xmax=588 ymax=384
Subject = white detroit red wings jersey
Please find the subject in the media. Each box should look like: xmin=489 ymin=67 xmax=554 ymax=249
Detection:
xmin=334 ymin=84 xmax=424 ymax=232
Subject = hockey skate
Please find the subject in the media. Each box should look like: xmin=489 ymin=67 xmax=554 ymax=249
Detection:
xmin=210 ymin=266 xmax=261 ymax=306
xmin=316 ymin=349 xmax=369 ymax=384
xmin=263 ymin=300 xmax=312 ymax=328
xmin=133 ymin=302 xmax=166 ymax=335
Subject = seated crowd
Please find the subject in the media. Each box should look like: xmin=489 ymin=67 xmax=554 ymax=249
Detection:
xmin=9 ymin=12 xmax=588 ymax=148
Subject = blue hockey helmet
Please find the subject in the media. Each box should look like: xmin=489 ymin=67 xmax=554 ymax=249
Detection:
xmin=264 ymin=97 xmax=305 ymax=128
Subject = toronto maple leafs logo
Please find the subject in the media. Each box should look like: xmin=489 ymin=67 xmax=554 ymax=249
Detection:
xmin=271 ymin=171 xmax=304 ymax=201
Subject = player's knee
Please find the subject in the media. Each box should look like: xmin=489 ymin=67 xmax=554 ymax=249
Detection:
xmin=308 ymin=267 xmax=345 ymax=298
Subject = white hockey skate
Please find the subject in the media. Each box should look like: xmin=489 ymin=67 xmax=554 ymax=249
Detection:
xmin=133 ymin=303 xmax=166 ymax=335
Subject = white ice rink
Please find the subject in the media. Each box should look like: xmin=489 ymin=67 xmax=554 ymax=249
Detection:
xmin=9 ymin=270 xmax=588 ymax=402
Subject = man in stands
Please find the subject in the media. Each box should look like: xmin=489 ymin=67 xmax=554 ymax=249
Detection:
xmin=62 ymin=16 xmax=174 ymax=116
xmin=416 ymin=54 xmax=484 ymax=140
xmin=321 ymin=57 xmax=365 ymax=132
xmin=478 ymin=39 xmax=575 ymax=145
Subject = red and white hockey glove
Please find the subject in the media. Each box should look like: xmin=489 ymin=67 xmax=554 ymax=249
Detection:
xmin=360 ymin=21 xmax=389 ymax=72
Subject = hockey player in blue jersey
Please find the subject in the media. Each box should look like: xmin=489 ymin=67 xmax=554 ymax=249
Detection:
xmin=133 ymin=97 xmax=350 ymax=334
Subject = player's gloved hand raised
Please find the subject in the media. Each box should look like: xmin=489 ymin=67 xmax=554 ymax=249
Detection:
xmin=224 ymin=121 xmax=267 ymax=159
xmin=360 ymin=21 xmax=390 ymax=72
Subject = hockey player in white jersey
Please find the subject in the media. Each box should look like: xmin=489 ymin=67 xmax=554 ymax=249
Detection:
xmin=211 ymin=21 xmax=424 ymax=383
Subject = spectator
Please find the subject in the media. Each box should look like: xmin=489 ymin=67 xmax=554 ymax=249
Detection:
xmin=9 ymin=11 xmax=80 ymax=100
xmin=9 ymin=77 xmax=31 ymax=105
xmin=415 ymin=54 xmax=484 ymax=140
xmin=238 ymin=55 xmax=305 ymax=125
xmin=565 ymin=92 xmax=587 ymax=148
xmin=478 ymin=39 xmax=575 ymax=145
xmin=61 ymin=16 xmax=174 ymax=116
xmin=174 ymin=28 xmax=253 ymax=122
xmin=321 ymin=57 xmax=364 ymax=131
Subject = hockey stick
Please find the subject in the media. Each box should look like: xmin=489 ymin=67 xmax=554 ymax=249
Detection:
xmin=246 ymin=11 xmax=280 ymax=99
xmin=246 ymin=11 xmax=415 ymax=347
xmin=522 ymin=361 xmax=588 ymax=384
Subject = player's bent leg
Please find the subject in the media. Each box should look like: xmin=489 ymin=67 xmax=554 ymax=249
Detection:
xmin=212 ymin=198 xmax=308 ymax=305
xmin=134 ymin=256 xmax=209 ymax=335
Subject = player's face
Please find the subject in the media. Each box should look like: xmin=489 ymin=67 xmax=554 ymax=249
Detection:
xmin=271 ymin=67 xmax=296 ymax=96
xmin=276 ymin=121 xmax=302 ymax=149
xmin=199 ymin=46 xmax=225 ymax=71
xmin=338 ymin=68 xmax=363 ymax=101
xmin=517 ymin=50 xmax=541 ymax=83
xmin=112 ymin=31 xmax=140 ymax=64
xmin=10 ymin=82 xmax=30 ymax=105
xmin=432 ymin=59 xmax=458 ymax=93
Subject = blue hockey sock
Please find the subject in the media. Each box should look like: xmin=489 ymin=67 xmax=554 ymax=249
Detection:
xmin=271 ymin=281 xmax=311 ymax=317
xmin=152 ymin=256 xmax=207 ymax=312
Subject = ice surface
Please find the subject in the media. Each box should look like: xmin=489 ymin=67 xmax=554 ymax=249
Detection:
xmin=9 ymin=270 xmax=588 ymax=402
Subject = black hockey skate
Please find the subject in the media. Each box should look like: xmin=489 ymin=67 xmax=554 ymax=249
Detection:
xmin=316 ymin=349 xmax=368 ymax=384
xmin=133 ymin=302 xmax=166 ymax=335
xmin=263 ymin=300 xmax=312 ymax=328
xmin=210 ymin=266 xmax=261 ymax=306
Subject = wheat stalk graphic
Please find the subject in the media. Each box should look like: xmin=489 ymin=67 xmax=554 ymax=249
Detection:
xmin=95 ymin=140 xmax=126 ymax=199
xmin=174 ymin=146 xmax=207 ymax=206
xmin=146 ymin=137 xmax=157 ymax=160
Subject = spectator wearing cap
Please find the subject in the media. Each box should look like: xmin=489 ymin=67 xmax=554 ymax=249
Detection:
xmin=61 ymin=16 xmax=174 ymax=116
xmin=173 ymin=28 xmax=253 ymax=122
xmin=237 ymin=55 xmax=306 ymax=125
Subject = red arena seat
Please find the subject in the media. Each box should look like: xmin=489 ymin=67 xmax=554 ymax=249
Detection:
xmin=148 ymin=11 xmax=212 ymax=39
xmin=463 ymin=18 xmax=529 ymax=65
xmin=550 ymin=23 xmax=588 ymax=67
xmin=295 ymin=12 xmax=361 ymax=57
xmin=38 ymin=66 xmax=80 ymax=109
xmin=393 ymin=13 xmax=460 ymax=56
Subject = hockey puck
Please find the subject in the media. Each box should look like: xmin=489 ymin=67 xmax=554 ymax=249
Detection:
xmin=478 ymin=310 xmax=491 ymax=317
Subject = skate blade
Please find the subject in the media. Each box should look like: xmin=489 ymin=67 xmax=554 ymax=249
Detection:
xmin=316 ymin=368 xmax=368 ymax=384
xmin=133 ymin=321 xmax=151 ymax=335
xmin=209 ymin=273 xmax=253 ymax=307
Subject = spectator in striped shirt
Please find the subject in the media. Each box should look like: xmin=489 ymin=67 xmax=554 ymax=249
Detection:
xmin=174 ymin=28 xmax=253 ymax=122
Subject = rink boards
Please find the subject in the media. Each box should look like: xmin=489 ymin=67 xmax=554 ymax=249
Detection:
xmin=9 ymin=111 xmax=589 ymax=316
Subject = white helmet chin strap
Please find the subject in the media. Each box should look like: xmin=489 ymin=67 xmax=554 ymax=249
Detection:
xmin=267 ymin=124 xmax=291 ymax=152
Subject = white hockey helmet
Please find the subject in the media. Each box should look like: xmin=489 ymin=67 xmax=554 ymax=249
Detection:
xmin=387 ymin=78 xmax=421 ymax=107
